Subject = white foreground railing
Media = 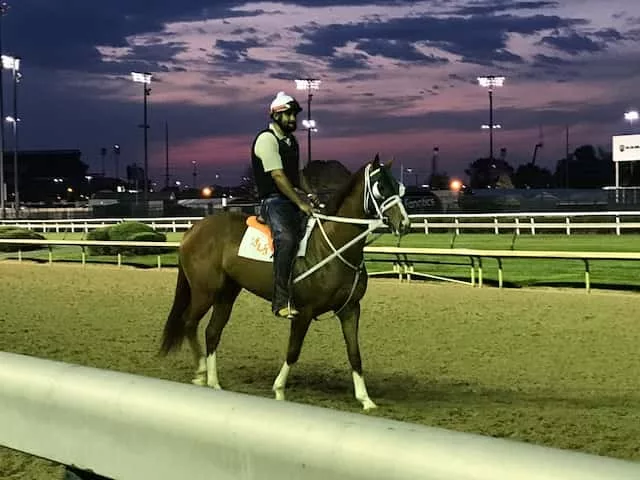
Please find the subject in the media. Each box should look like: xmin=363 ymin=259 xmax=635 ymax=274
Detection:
xmin=1 ymin=351 xmax=639 ymax=480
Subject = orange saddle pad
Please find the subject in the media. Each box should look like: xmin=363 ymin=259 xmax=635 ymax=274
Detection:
xmin=246 ymin=216 xmax=272 ymax=239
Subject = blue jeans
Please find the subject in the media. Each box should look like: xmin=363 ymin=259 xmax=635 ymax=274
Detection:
xmin=260 ymin=194 xmax=304 ymax=312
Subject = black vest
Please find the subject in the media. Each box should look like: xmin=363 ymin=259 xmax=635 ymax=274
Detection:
xmin=251 ymin=128 xmax=300 ymax=199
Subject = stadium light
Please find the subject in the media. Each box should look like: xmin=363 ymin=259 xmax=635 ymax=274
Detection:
xmin=295 ymin=78 xmax=321 ymax=165
xmin=477 ymin=75 xmax=505 ymax=161
xmin=302 ymin=119 xmax=317 ymax=132
xmin=450 ymin=179 xmax=462 ymax=192
xmin=624 ymin=110 xmax=639 ymax=123
xmin=131 ymin=71 xmax=152 ymax=204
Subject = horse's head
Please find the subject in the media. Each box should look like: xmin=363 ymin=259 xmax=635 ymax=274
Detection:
xmin=364 ymin=154 xmax=411 ymax=236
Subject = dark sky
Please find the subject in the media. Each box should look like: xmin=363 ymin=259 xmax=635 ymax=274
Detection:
xmin=3 ymin=0 xmax=640 ymax=187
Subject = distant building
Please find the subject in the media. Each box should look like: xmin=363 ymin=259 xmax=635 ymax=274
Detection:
xmin=1 ymin=149 xmax=89 ymax=204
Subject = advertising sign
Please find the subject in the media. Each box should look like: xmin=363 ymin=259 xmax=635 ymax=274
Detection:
xmin=612 ymin=134 xmax=640 ymax=162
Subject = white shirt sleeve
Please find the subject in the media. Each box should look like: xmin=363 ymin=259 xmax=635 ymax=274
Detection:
xmin=254 ymin=131 xmax=283 ymax=172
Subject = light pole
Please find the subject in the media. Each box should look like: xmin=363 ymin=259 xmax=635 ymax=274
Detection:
xmin=100 ymin=147 xmax=106 ymax=176
xmin=295 ymin=78 xmax=320 ymax=165
xmin=131 ymin=71 xmax=151 ymax=204
xmin=112 ymin=144 xmax=120 ymax=180
xmin=624 ymin=110 xmax=639 ymax=187
xmin=477 ymin=75 xmax=505 ymax=161
xmin=0 ymin=2 xmax=9 ymax=219
xmin=191 ymin=160 xmax=197 ymax=187
xmin=2 ymin=54 xmax=19 ymax=218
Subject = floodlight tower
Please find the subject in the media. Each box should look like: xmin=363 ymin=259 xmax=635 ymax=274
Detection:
xmin=0 ymin=2 xmax=9 ymax=219
xmin=295 ymin=78 xmax=320 ymax=165
xmin=131 ymin=71 xmax=152 ymax=204
xmin=112 ymin=144 xmax=121 ymax=179
xmin=2 ymin=54 xmax=19 ymax=218
xmin=477 ymin=75 xmax=505 ymax=161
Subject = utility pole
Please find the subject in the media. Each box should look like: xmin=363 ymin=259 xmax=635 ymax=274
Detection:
xmin=565 ymin=125 xmax=570 ymax=188
xmin=100 ymin=147 xmax=106 ymax=176
xmin=164 ymin=121 xmax=169 ymax=189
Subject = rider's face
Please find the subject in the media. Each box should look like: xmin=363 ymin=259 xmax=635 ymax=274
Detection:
xmin=275 ymin=111 xmax=298 ymax=133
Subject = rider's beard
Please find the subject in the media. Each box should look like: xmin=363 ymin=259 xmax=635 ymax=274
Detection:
xmin=276 ymin=117 xmax=297 ymax=134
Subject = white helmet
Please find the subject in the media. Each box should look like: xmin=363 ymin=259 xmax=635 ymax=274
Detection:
xmin=269 ymin=91 xmax=302 ymax=114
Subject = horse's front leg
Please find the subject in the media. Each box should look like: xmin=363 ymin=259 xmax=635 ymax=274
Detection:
xmin=337 ymin=302 xmax=377 ymax=410
xmin=273 ymin=311 xmax=313 ymax=401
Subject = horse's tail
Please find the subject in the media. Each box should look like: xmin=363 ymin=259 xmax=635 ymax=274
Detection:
xmin=159 ymin=261 xmax=191 ymax=355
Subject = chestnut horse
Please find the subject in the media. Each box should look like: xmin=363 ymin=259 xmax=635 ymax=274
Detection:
xmin=159 ymin=155 xmax=410 ymax=410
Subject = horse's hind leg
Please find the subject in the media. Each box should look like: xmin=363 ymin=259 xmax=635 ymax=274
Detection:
xmin=273 ymin=311 xmax=313 ymax=401
xmin=202 ymin=280 xmax=241 ymax=389
xmin=337 ymin=302 xmax=377 ymax=410
xmin=186 ymin=329 xmax=207 ymax=386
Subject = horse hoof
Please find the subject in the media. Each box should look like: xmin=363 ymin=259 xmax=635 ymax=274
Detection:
xmin=362 ymin=400 xmax=378 ymax=411
xmin=191 ymin=377 xmax=206 ymax=386
xmin=274 ymin=391 xmax=285 ymax=401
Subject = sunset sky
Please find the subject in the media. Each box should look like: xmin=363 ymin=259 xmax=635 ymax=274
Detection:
xmin=4 ymin=0 xmax=640 ymax=187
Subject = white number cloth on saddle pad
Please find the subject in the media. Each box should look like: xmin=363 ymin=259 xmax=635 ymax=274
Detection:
xmin=237 ymin=216 xmax=316 ymax=262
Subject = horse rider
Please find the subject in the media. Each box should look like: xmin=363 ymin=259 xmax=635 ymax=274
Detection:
xmin=251 ymin=91 xmax=317 ymax=319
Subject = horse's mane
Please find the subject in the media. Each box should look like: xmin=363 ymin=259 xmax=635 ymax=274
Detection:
xmin=304 ymin=161 xmax=367 ymax=216
xmin=301 ymin=160 xmax=358 ymax=215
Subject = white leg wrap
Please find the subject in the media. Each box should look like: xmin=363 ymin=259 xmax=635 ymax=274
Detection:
xmin=353 ymin=371 xmax=377 ymax=410
xmin=205 ymin=352 xmax=222 ymax=389
xmin=273 ymin=362 xmax=290 ymax=401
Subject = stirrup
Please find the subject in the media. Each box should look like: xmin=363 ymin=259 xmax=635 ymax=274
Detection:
xmin=275 ymin=304 xmax=299 ymax=319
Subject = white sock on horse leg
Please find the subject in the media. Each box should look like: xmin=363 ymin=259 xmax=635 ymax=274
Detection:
xmin=206 ymin=352 xmax=222 ymax=389
xmin=191 ymin=356 xmax=207 ymax=386
xmin=273 ymin=362 xmax=290 ymax=401
xmin=352 ymin=371 xmax=377 ymax=410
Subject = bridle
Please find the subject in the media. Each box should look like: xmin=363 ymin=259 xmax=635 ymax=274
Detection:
xmin=364 ymin=165 xmax=407 ymax=230
xmin=293 ymin=163 xmax=408 ymax=312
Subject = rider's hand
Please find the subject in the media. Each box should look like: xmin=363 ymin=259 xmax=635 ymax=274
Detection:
xmin=298 ymin=200 xmax=316 ymax=216
xmin=307 ymin=193 xmax=321 ymax=208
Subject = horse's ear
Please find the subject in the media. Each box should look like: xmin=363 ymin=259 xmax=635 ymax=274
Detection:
xmin=387 ymin=157 xmax=395 ymax=168
xmin=373 ymin=153 xmax=380 ymax=166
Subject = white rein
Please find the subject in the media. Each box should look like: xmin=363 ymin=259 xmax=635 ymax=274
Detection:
xmin=293 ymin=164 xmax=404 ymax=284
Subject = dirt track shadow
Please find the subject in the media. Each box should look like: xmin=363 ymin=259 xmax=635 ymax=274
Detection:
xmin=278 ymin=366 xmax=639 ymax=412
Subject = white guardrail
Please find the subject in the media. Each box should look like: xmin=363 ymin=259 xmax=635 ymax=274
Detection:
xmin=2 ymin=239 xmax=640 ymax=292
xmin=1 ymin=351 xmax=640 ymax=480
xmin=2 ymin=211 xmax=640 ymax=234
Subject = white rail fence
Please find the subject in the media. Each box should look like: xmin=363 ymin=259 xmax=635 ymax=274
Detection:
xmin=2 ymin=211 xmax=640 ymax=234
xmin=365 ymin=246 xmax=640 ymax=292
xmin=1 ymin=239 xmax=639 ymax=292
xmin=1 ymin=351 xmax=639 ymax=480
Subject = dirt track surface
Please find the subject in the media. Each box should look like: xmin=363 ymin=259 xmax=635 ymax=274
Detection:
xmin=1 ymin=262 xmax=639 ymax=478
